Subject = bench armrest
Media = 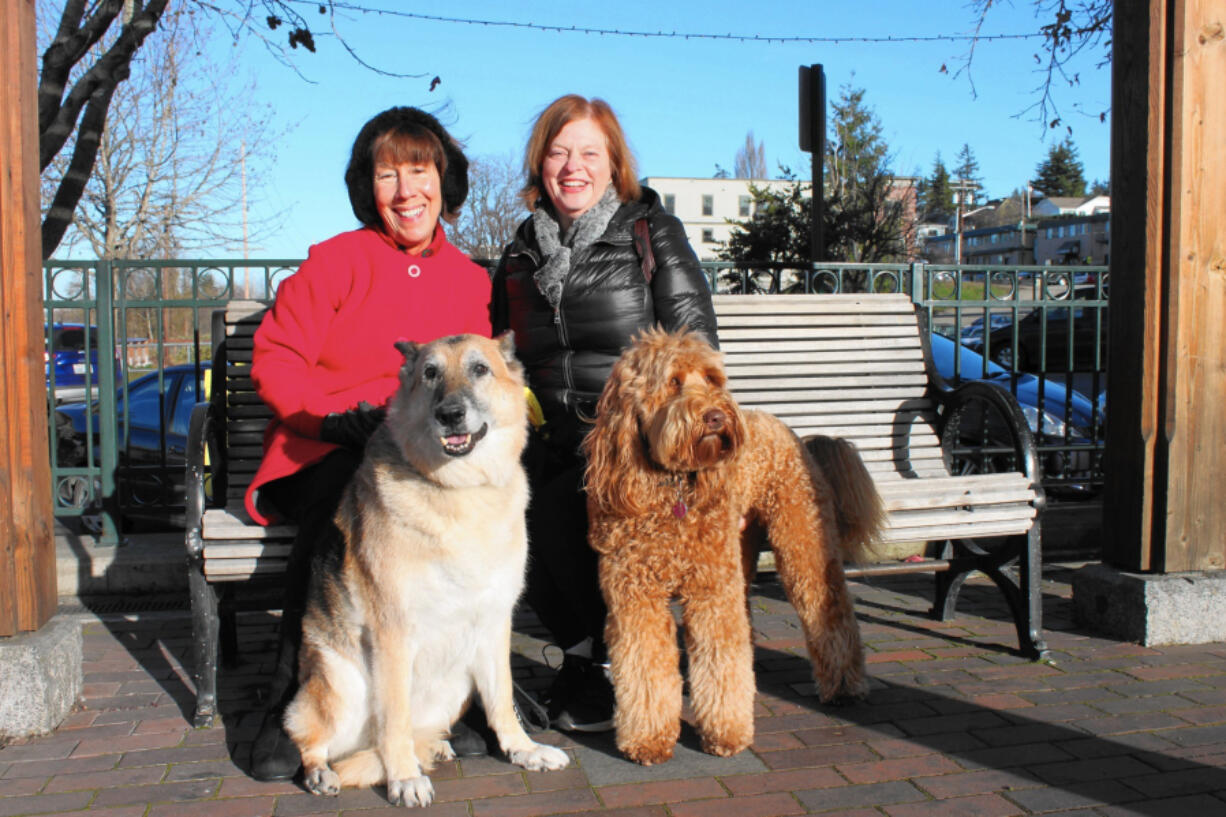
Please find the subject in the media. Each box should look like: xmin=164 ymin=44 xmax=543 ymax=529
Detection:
xmin=935 ymin=380 xmax=1047 ymax=513
xmin=185 ymin=401 xmax=216 ymax=560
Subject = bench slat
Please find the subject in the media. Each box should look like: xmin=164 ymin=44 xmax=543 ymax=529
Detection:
xmin=202 ymin=543 xmax=293 ymax=559
xmin=202 ymin=507 xmax=295 ymax=540
xmin=205 ymin=560 xmax=290 ymax=581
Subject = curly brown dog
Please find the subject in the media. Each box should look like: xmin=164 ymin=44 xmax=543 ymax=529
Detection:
xmin=583 ymin=328 xmax=884 ymax=766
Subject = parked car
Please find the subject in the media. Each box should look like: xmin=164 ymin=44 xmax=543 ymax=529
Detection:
xmin=46 ymin=323 xmax=113 ymax=404
xmin=964 ymin=288 xmax=1108 ymax=373
xmin=55 ymin=363 xmax=210 ymax=531
xmin=958 ymin=312 xmax=1014 ymax=345
xmin=930 ymin=332 xmax=1104 ymax=497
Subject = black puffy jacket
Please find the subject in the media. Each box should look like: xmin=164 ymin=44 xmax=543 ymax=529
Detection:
xmin=490 ymin=187 xmax=718 ymax=451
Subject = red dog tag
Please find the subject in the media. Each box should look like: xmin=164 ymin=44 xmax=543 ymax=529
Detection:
xmin=672 ymin=499 xmax=687 ymax=519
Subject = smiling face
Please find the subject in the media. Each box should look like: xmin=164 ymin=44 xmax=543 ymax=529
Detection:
xmin=541 ymin=117 xmax=614 ymax=231
xmin=373 ymin=159 xmax=442 ymax=254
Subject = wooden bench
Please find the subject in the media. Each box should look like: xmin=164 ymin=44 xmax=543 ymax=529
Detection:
xmin=185 ymin=294 xmax=1049 ymax=726
xmin=713 ymin=293 xmax=1047 ymax=660
xmin=185 ymin=301 xmax=291 ymax=727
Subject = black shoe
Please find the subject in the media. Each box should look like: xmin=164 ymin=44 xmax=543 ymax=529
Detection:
xmin=250 ymin=709 xmax=301 ymax=781
xmin=513 ymin=681 xmax=550 ymax=734
xmin=450 ymin=715 xmax=488 ymax=757
xmin=545 ymin=654 xmax=615 ymax=733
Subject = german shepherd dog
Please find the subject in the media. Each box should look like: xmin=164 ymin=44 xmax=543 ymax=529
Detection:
xmin=284 ymin=333 xmax=569 ymax=807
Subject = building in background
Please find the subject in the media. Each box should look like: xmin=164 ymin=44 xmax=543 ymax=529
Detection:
xmin=641 ymin=177 xmax=795 ymax=260
xmin=923 ymin=223 xmax=1037 ymax=265
xmin=643 ymin=175 xmax=920 ymax=261
xmin=1033 ymin=212 xmax=1110 ymax=266
xmin=920 ymin=196 xmax=1110 ymax=267
xmin=1031 ymin=194 xmax=1111 ymax=218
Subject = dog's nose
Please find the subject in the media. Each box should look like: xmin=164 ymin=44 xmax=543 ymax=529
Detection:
xmin=434 ymin=401 xmax=466 ymax=428
xmin=703 ymin=409 xmax=726 ymax=433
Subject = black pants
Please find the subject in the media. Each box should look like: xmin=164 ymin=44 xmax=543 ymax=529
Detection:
xmin=258 ymin=448 xmax=362 ymax=709
xmin=523 ymin=433 xmax=607 ymax=660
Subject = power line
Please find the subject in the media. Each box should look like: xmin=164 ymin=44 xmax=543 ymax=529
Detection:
xmin=299 ymin=2 xmax=1044 ymax=46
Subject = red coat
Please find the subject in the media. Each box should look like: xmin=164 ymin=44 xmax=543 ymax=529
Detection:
xmin=244 ymin=226 xmax=491 ymax=523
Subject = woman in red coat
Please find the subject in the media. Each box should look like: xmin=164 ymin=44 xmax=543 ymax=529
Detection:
xmin=247 ymin=107 xmax=491 ymax=781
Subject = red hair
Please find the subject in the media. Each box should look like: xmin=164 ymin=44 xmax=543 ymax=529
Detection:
xmin=520 ymin=95 xmax=640 ymax=210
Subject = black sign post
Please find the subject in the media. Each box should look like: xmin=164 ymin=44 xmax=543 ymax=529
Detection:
xmin=799 ymin=64 xmax=826 ymax=263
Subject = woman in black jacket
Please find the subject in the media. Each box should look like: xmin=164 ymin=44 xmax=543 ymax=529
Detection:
xmin=490 ymin=94 xmax=717 ymax=732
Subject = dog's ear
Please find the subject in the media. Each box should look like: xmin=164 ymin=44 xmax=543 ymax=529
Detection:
xmin=394 ymin=338 xmax=420 ymax=361
xmin=583 ymin=350 xmax=657 ymax=518
xmin=493 ymin=331 xmax=524 ymax=378
xmin=394 ymin=339 xmax=421 ymax=382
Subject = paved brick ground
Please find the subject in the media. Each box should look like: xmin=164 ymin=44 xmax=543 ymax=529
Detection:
xmin=4 ymin=565 xmax=1226 ymax=815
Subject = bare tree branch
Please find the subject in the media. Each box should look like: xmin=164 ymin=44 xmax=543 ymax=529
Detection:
xmin=958 ymin=0 xmax=1112 ymax=129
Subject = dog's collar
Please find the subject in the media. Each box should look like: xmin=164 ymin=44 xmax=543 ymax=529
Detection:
xmin=638 ymin=427 xmax=697 ymax=518
xmin=660 ymin=472 xmax=694 ymax=519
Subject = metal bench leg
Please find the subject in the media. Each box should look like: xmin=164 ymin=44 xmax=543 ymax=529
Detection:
xmin=220 ymin=596 xmax=239 ymax=669
xmin=189 ymin=559 xmax=221 ymax=728
xmin=932 ymin=533 xmax=1048 ymax=661
xmin=1017 ymin=523 xmax=1049 ymax=660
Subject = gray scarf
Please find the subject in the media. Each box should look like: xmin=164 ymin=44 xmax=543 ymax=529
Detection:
xmin=532 ymin=186 xmax=622 ymax=308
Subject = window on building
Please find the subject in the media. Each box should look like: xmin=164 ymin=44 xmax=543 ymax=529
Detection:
xmin=702 ymin=195 xmax=714 ymax=216
xmin=738 ymin=195 xmax=751 ymax=217
xmin=701 ymin=228 xmax=716 ymax=243
xmin=663 ymin=194 xmax=676 ymax=215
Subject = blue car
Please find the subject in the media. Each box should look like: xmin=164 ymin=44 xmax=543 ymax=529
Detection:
xmin=46 ymin=323 xmax=112 ymax=404
xmin=54 ymin=363 xmax=210 ymax=530
xmin=929 ymin=332 xmax=1104 ymax=497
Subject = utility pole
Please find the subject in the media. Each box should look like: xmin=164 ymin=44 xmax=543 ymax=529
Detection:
xmin=951 ymin=179 xmax=977 ymax=264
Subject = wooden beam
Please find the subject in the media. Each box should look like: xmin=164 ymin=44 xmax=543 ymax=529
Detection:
xmin=0 ymin=0 xmax=56 ymax=635
xmin=1104 ymin=0 xmax=1226 ymax=572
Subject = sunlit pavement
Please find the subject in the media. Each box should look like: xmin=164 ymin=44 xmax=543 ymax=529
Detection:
xmin=4 ymin=565 xmax=1225 ymax=816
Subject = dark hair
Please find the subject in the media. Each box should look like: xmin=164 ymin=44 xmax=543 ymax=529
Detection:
xmin=345 ymin=107 xmax=469 ymax=227
xmin=520 ymin=94 xmax=640 ymax=211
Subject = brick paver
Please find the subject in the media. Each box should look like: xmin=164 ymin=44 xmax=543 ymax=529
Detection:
xmin=4 ymin=566 xmax=1226 ymax=815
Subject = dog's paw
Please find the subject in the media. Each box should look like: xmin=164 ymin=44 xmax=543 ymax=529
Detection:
xmin=507 ymin=742 xmax=569 ymax=771
xmin=619 ymin=739 xmax=674 ymax=767
xmin=387 ymin=775 xmax=434 ymax=808
xmin=701 ymin=736 xmax=751 ymax=757
xmin=303 ymin=767 xmax=340 ymax=797
xmin=431 ymin=739 xmax=457 ymax=763
xmin=817 ymin=675 xmax=870 ymax=705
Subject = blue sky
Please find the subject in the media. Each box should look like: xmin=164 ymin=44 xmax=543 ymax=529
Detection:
xmin=218 ymin=1 xmax=1112 ymax=259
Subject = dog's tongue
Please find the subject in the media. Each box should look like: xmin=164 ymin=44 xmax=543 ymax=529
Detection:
xmin=445 ymin=434 xmax=469 ymax=446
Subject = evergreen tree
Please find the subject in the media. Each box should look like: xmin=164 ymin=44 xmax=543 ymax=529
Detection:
xmin=717 ymin=171 xmax=811 ymax=266
xmin=1031 ymin=136 xmax=1088 ymax=198
xmin=953 ymin=143 xmax=984 ymax=207
xmin=823 ymin=84 xmax=907 ymax=262
xmin=917 ymin=153 xmax=954 ymax=224
xmin=719 ymin=84 xmax=908 ymax=272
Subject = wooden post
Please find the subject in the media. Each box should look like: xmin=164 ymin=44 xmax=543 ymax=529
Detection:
xmin=1104 ymin=0 xmax=1226 ymax=572
xmin=0 ymin=0 xmax=57 ymax=635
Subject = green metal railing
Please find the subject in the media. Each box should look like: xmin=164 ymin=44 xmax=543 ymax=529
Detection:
xmin=44 ymin=258 xmax=1107 ymax=542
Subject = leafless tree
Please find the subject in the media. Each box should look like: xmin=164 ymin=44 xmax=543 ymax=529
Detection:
xmin=734 ymin=132 xmax=767 ymax=179
xmin=37 ymin=0 xmax=432 ymax=260
xmin=42 ymin=6 xmax=284 ymax=260
xmin=448 ymin=153 xmax=525 ymax=265
xmin=956 ymin=0 xmax=1113 ymax=130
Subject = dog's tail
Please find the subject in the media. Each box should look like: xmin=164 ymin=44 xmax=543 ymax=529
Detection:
xmin=804 ymin=435 xmax=885 ymax=564
xmin=332 ymin=726 xmax=449 ymax=787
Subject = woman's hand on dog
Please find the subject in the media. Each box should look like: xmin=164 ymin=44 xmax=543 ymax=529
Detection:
xmin=320 ymin=402 xmax=386 ymax=450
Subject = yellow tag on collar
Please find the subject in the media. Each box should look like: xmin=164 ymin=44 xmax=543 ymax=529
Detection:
xmin=525 ymin=387 xmax=545 ymax=428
